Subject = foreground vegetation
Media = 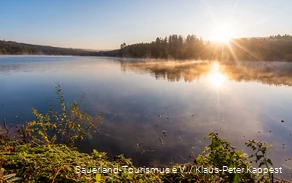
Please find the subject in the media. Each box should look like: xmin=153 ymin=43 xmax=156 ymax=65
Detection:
xmin=0 ymin=86 xmax=289 ymax=182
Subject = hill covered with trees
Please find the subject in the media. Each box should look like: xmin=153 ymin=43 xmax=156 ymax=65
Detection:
xmin=117 ymin=34 xmax=292 ymax=61
xmin=1 ymin=34 xmax=292 ymax=61
xmin=0 ymin=40 xmax=119 ymax=56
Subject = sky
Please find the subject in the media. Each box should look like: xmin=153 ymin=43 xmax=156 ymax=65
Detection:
xmin=0 ymin=0 xmax=291 ymax=50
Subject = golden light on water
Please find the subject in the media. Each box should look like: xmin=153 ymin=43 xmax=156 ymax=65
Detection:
xmin=207 ymin=62 xmax=227 ymax=88
xmin=207 ymin=72 xmax=227 ymax=88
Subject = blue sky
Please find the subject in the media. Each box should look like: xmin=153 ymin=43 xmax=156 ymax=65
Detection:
xmin=0 ymin=0 xmax=291 ymax=50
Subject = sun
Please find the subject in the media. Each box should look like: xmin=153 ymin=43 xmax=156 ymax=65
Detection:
xmin=210 ymin=24 xmax=236 ymax=43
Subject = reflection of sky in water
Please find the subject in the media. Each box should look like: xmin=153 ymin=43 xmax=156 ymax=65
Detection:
xmin=1 ymin=56 xmax=292 ymax=178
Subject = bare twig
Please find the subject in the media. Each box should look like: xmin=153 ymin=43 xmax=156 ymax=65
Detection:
xmin=256 ymin=174 xmax=265 ymax=182
xmin=30 ymin=140 xmax=41 ymax=146
xmin=52 ymin=166 xmax=64 ymax=183
xmin=3 ymin=118 xmax=9 ymax=132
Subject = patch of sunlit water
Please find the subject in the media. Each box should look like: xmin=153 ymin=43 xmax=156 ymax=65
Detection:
xmin=207 ymin=62 xmax=227 ymax=88
xmin=207 ymin=72 xmax=227 ymax=88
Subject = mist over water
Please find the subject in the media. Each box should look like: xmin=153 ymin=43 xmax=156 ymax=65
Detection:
xmin=1 ymin=56 xmax=292 ymax=178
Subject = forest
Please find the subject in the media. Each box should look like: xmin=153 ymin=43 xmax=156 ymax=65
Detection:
xmin=118 ymin=34 xmax=292 ymax=61
xmin=1 ymin=34 xmax=292 ymax=61
xmin=0 ymin=40 xmax=106 ymax=56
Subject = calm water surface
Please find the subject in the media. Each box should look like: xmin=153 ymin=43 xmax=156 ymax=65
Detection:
xmin=1 ymin=56 xmax=292 ymax=178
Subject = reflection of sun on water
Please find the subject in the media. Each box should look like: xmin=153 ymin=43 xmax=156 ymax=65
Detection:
xmin=207 ymin=72 xmax=227 ymax=88
xmin=207 ymin=63 xmax=227 ymax=88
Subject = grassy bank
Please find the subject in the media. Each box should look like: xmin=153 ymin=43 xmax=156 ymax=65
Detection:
xmin=1 ymin=131 xmax=288 ymax=182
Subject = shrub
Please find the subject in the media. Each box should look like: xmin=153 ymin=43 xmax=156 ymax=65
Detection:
xmin=25 ymin=84 xmax=103 ymax=146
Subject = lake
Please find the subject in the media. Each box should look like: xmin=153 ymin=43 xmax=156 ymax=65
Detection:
xmin=1 ymin=56 xmax=292 ymax=179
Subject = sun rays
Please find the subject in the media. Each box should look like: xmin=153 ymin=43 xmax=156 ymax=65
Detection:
xmin=210 ymin=24 xmax=236 ymax=43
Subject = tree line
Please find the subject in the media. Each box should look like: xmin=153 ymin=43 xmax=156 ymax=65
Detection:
xmin=118 ymin=35 xmax=204 ymax=59
xmin=1 ymin=34 xmax=292 ymax=61
xmin=117 ymin=34 xmax=292 ymax=61
xmin=0 ymin=40 xmax=105 ymax=56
